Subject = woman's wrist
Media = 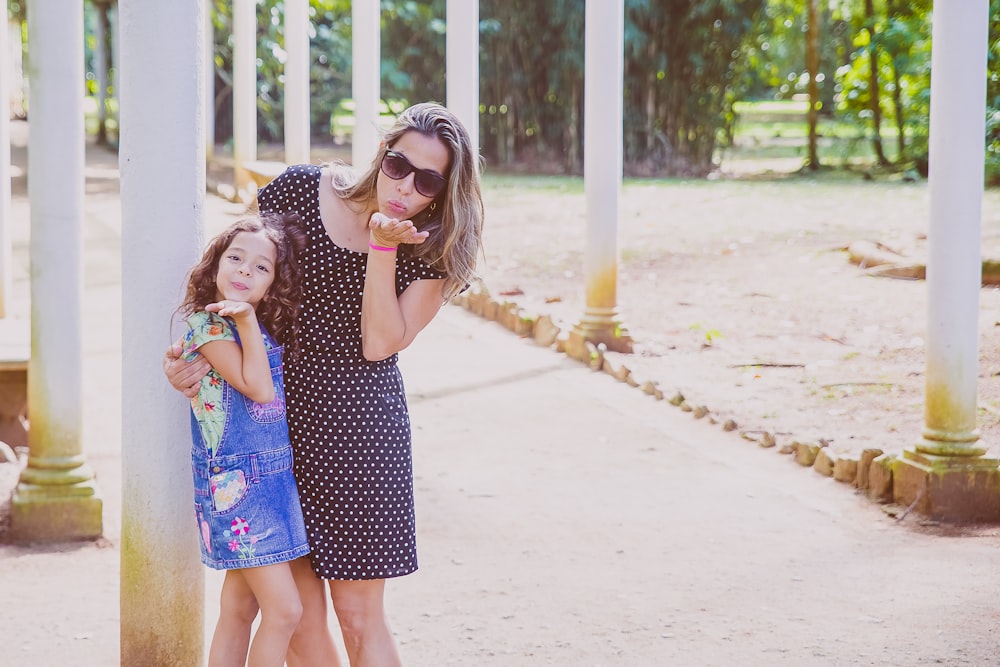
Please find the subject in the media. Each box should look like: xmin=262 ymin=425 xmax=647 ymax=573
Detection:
xmin=369 ymin=241 xmax=397 ymax=252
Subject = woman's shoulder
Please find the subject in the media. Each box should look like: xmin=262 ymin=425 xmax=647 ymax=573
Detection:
xmin=282 ymin=163 xmax=323 ymax=179
xmin=258 ymin=164 xmax=322 ymax=207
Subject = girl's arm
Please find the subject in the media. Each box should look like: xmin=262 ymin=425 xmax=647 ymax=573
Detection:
xmin=198 ymin=302 xmax=275 ymax=403
xmin=360 ymin=214 xmax=443 ymax=361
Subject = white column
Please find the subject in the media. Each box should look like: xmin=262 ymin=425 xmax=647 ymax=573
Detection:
xmin=119 ymin=1 xmax=206 ymax=663
xmin=0 ymin=18 xmax=12 ymax=318
xmin=919 ymin=1 xmax=988 ymax=456
xmin=9 ymin=0 xmax=102 ymax=543
xmin=570 ymin=0 xmax=631 ymax=353
xmin=352 ymin=0 xmax=380 ymax=168
xmin=205 ymin=1 xmax=214 ymax=161
xmin=284 ymin=0 xmax=310 ymax=165
xmin=233 ymin=0 xmax=257 ymax=195
xmin=446 ymin=0 xmax=479 ymax=155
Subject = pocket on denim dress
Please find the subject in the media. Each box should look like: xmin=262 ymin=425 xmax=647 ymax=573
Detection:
xmin=244 ymin=366 xmax=287 ymax=424
xmin=210 ymin=469 xmax=248 ymax=512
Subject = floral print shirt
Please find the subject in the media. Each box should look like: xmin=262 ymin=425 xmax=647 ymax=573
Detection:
xmin=182 ymin=311 xmax=273 ymax=456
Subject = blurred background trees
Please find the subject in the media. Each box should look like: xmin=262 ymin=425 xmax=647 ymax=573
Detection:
xmin=15 ymin=1 xmax=1000 ymax=181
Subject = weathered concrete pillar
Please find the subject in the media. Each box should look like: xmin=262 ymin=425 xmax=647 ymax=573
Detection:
xmin=284 ymin=0 xmax=310 ymax=165
xmin=568 ymin=0 xmax=632 ymax=358
xmin=8 ymin=0 xmax=103 ymax=544
xmin=233 ymin=0 xmax=257 ymax=198
xmin=446 ymin=0 xmax=479 ymax=155
xmin=352 ymin=0 xmax=380 ymax=167
xmin=894 ymin=1 xmax=1000 ymax=521
xmin=119 ymin=1 xmax=206 ymax=663
xmin=0 ymin=16 xmax=12 ymax=318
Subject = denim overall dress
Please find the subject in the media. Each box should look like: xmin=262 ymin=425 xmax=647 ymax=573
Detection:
xmin=190 ymin=329 xmax=310 ymax=570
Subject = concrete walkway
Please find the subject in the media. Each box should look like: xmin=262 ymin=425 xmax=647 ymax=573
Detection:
xmin=2 ymin=131 xmax=1000 ymax=666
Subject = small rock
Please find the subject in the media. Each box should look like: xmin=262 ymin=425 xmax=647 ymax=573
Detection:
xmin=813 ymin=448 xmax=836 ymax=476
xmin=867 ymin=453 xmax=896 ymax=502
xmin=855 ymin=448 xmax=885 ymax=490
xmin=833 ymin=456 xmax=859 ymax=484
xmin=641 ymin=381 xmax=664 ymax=400
xmin=533 ymin=315 xmax=560 ymax=348
xmin=793 ymin=440 xmax=821 ymax=467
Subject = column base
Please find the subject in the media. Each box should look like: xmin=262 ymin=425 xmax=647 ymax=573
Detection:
xmin=568 ymin=311 xmax=634 ymax=357
xmin=8 ymin=480 xmax=103 ymax=543
xmin=893 ymin=448 xmax=1000 ymax=522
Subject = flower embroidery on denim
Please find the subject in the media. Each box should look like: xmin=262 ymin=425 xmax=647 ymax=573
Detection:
xmin=224 ymin=516 xmax=259 ymax=559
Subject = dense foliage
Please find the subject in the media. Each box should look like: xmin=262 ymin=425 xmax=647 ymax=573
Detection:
xmin=52 ymin=1 xmax=1000 ymax=181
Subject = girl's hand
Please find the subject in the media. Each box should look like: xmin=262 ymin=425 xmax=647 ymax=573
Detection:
xmin=369 ymin=212 xmax=430 ymax=248
xmin=205 ymin=300 xmax=255 ymax=321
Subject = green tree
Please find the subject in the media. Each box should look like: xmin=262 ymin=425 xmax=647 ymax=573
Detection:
xmin=381 ymin=0 xmax=446 ymax=105
xmin=479 ymin=0 xmax=585 ymax=171
xmin=832 ymin=0 xmax=930 ymax=168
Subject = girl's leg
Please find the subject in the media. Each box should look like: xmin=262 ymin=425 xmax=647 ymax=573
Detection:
xmin=239 ymin=562 xmax=303 ymax=667
xmin=209 ymin=571 xmax=259 ymax=667
xmin=286 ymin=556 xmax=341 ymax=666
xmin=329 ymin=579 xmax=402 ymax=667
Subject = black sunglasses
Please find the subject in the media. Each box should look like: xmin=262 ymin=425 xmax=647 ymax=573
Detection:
xmin=380 ymin=150 xmax=447 ymax=199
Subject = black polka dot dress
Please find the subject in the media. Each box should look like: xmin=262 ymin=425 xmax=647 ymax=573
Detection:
xmin=257 ymin=165 xmax=443 ymax=580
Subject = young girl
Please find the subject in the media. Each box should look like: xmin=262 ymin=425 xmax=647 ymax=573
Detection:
xmin=175 ymin=212 xmax=309 ymax=667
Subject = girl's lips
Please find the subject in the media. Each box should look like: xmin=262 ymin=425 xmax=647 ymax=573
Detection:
xmin=387 ymin=200 xmax=407 ymax=215
xmin=231 ymin=282 xmax=248 ymax=291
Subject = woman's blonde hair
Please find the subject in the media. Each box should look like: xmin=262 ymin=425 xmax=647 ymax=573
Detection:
xmin=331 ymin=102 xmax=484 ymax=301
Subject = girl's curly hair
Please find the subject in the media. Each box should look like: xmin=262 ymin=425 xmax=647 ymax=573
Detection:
xmin=176 ymin=212 xmax=306 ymax=360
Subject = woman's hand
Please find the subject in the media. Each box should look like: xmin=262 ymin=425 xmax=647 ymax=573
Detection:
xmin=369 ymin=212 xmax=429 ymax=248
xmin=163 ymin=340 xmax=211 ymax=399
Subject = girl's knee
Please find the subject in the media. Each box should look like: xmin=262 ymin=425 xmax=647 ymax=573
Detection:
xmin=262 ymin=596 xmax=304 ymax=635
xmin=222 ymin=590 xmax=260 ymax=625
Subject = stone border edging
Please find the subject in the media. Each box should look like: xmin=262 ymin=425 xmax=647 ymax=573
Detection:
xmin=453 ymin=283 xmax=900 ymax=513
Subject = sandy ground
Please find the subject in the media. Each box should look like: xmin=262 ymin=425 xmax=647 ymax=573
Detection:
xmin=2 ymin=127 xmax=1000 ymax=666
xmin=476 ymin=170 xmax=1000 ymax=464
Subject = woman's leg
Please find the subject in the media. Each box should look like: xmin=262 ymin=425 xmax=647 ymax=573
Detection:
xmin=239 ymin=562 xmax=303 ymax=667
xmin=209 ymin=571 xmax=259 ymax=667
xmin=286 ymin=556 xmax=341 ymax=666
xmin=329 ymin=579 xmax=402 ymax=667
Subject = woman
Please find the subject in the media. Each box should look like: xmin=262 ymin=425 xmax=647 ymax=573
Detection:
xmin=165 ymin=102 xmax=484 ymax=666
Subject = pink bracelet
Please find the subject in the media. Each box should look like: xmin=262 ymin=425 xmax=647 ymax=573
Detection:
xmin=369 ymin=242 xmax=397 ymax=252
